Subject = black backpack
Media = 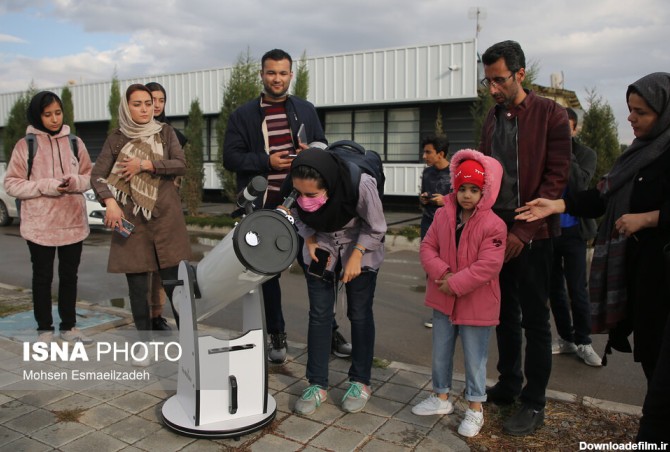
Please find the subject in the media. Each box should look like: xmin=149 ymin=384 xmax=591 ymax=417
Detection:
xmin=25 ymin=132 xmax=80 ymax=179
xmin=327 ymin=140 xmax=385 ymax=200
xmin=15 ymin=133 xmax=80 ymax=215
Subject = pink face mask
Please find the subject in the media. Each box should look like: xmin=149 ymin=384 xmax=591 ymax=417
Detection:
xmin=297 ymin=193 xmax=328 ymax=212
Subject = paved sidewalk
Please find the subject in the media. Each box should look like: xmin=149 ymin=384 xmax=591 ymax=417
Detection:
xmin=0 ymin=283 xmax=640 ymax=451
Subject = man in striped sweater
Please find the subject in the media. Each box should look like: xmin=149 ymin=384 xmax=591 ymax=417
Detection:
xmin=224 ymin=49 xmax=351 ymax=364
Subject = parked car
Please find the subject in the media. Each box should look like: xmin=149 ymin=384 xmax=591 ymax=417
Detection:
xmin=0 ymin=176 xmax=106 ymax=227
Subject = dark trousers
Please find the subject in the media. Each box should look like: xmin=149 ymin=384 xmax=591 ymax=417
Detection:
xmin=549 ymin=226 xmax=592 ymax=345
xmin=28 ymin=240 xmax=83 ymax=332
xmin=637 ymin=312 xmax=670 ymax=444
xmin=126 ymin=265 xmax=179 ymax=340
xmin=495 ymin=238 xmax=553 ymax=410
xmin=305 ymin=270 xmax=377 ymax=387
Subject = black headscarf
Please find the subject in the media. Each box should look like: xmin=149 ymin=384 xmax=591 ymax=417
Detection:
xmin=145 ymin=82 xmax=188 ymax=146
xmin=27 ymin=91 xmax=64 ymax=136
xmin=290 ymin=148 xmax=358 ymax=232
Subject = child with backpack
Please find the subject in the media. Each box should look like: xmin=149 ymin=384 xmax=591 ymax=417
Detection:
xmin=3 ymin=91 xmax=93 ymax=345
xmin=413 ymin=149 xmax=506 ymax=437
xmin=285 ymin=147 xmax=386 ymax=416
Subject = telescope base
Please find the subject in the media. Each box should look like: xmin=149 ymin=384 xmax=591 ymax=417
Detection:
xmin=162 ymin=395 xmax=276 ymax=439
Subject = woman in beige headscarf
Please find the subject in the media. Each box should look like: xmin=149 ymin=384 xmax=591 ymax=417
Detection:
xmin=92 ymin=84 xmax=190 ymax=349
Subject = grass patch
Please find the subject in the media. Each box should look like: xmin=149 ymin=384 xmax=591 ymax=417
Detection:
xmin=372 ymin=357 xmax=391 ymax=368
xmin=390 ymin=225 xmax=421 ymax=242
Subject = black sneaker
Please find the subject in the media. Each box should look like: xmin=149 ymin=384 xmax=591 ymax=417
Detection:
xmin=503 ymin=405 xmax=545 ymax=436
xmin=152 ymin=316 xmax=172 ymax=333
xmin=486 ymin=383 xmax=516 ymax=406
xmin=331 ymin=330 xmax=352 ymax=358
xmin=268 ymin=332 xmax=287 ymax=364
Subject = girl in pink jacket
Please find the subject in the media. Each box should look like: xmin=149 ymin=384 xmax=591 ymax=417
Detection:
xmin=413 ymin=149 xmax=506 ymax=438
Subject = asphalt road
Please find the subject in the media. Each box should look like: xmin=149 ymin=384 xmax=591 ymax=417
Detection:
xmin=0 ymin=223 xmax=647 ymax=407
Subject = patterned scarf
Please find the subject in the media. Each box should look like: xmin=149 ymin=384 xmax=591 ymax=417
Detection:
xmin=590 ymin=72 xmax=670 ymax=334
xmin=102 ymin=95 xmax=164 ymax=219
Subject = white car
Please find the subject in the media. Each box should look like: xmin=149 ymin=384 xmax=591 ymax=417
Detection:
xmin=0 ymin=177 xmax=106 ymax=227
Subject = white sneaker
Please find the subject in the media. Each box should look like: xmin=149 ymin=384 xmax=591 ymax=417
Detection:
xmin=60 ymin=328 xmax=94 ymax=346
xmin=551 ymin=337 xmax=577 ymax=354
xmin=36 ymin=331 xmax=55 ymax=343
xmin=576 ymin=344 xmax=602 ymax=367
xmin=458 ymin=407 xmax=484 ymax=437
xmin=411 ymin=394 xmax=454 ymax=416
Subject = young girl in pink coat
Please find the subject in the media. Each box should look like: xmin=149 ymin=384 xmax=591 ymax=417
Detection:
xmin=413 ymin=149 xmax=506 ymax=438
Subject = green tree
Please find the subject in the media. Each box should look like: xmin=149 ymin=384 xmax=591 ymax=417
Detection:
xmin=471 ymin=59 xmax=539 ymax=146
xmin=61 ymin=85 xmax=76 ymax=134
xmin=292 ymin=50 xmax=309 ymax=100
xmin=107 ymin=71 xmax=121 ymax=134
xmin=578 ymin=89 xmax=620 ymax=188
xmin=434 ymin=106 xmax=444 ymax=136
xmin=215 ymin=49 xmax=262 ymax=200
xmin=182 ymin=99 xmax=205 ymax=216
xmin=2 ymin=82 xmax=38 ymax=162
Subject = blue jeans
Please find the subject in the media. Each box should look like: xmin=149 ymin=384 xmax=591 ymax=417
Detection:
xmin=305 ymin=270 xmax=377 ymax=388
xmin=432 ymin=309 xmax=492 ymax=402
xmin=550 ymin=226 xmax=592 ymax=345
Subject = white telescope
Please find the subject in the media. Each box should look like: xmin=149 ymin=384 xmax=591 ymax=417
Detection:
xmin=162 ymin=176 xmax=300 ymax=439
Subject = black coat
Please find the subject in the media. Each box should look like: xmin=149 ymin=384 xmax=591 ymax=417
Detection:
xmin=222 ymin=95 xmax=327 ymax=191
xmin=567 ymin=148 xmax=670 ymax=365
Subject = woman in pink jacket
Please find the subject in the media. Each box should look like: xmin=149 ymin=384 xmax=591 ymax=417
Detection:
xmin=413 ymin=149 xmax=506 ymax=438
xmin=4 ymin=91 xmax=93 ymax=345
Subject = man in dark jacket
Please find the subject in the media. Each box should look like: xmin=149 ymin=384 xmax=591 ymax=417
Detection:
xmin=223 ymin=49 xmax=351 ymax=363
xmin=549 ymin=108 xmax=601 ymax=367
xmin=478 ymin=40 xmax=571 ymax=436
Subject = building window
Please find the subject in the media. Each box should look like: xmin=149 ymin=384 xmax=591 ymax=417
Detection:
xmin=324 ymin=107 xmax=419 ymax=162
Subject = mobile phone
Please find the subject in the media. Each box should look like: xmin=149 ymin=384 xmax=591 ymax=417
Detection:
xmin=297 ymin=123 xmax=307 ymax=145
xmin=114 ymin=218 xmax=135 ymax=238
xmin=307 ymin=247 xmax=330 ymax=278
xmin=421 ymin=193 xmax=433 ymax=199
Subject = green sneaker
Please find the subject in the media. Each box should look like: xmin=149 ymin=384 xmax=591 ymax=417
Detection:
xmin=341 ymin=381 xmax=371 ymax=413
xmin=294 ymin=385 xmax=327 ymax=415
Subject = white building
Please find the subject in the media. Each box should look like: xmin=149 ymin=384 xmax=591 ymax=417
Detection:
xmin=0 ymin=40 xmax=483 ymax=196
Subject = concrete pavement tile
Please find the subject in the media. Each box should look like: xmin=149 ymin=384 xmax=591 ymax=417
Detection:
xmin=294 ymin=398 xmax=345 ymax=425
xmin=392 ymin=403 xmax=443 ymax=428
xmin=213 ymin=428 xmax=264 ymax=449
xmin=2 ymin=436 xmax=52 ymax=452
xmin=369 ymin=365 xmax=397 ymax=382
xmin=359 ymin=438 xmax=411 ymax=451
xmin=78 ymin=402 xmax=131 ymax=429
xmin=248 ymin=433 xmax=303 ymax=452
xmin=106 ymin=391 xmax=161 ymax=414
xmin=30 ymin=421 xmax=95 ymax=448
xmin=180 ymin=438 xmax=231 ymax=451
xmin=387 ymin=369 xmax=431 ymax=389
xmin=416 ymin=435 xmax=469 ymax=452
xmin=0 ymin=394 xmax=12 ymax=406
xmin=85 ymin=389 xmax=131 ymax=402
xmin=136 ymin=383 xmax=174 ymax=399
xmin=101 ymin=415 xmax=162 ymax=445
xmin=118 ymin=447 xmax=143 ymax=452
xmin=373 ymin=419 xmax=429 ymax=447
xmin=0 ymin=370 xmax=22 ymax=388
xmin=275 ymin=414 xmax=325 ymax=443
xmin=0 ymin=424 xmax=24 ymax=448
xmin=273 ymin=390 xmax=293 ymax=414
xmin=4 ymin=408 xmax=55 ymax=434
xmin=428 ymin=417 xmax=467 ymax=442
xmin=0 ymin=356 xmax=25 ymax=372
xmin=328 ymin=356 xmax=353 ymax=373
xmin=268 ymin=370 xmax=300 ymax=391
xmin=17 ymin=388 xmax=72 ymax=407
xmin=361 ymin=396 xmax=404 ymax=418
xmin=0 ymin=399 xmax=37 ymax=423
xmin=284 ymin=380 xmax=306 ymax=397
xmin=137 ymin=403 xmax=163 ymax=423
xmin=132 ymin=427 xmax=196 ymax=452
xmin=60 ymin=431 xmax=127 ymax=452
xmin=44 ymin=393 xmax=101 ymax=412
xmin=372 ymin=382 xmax=421 ymax=404
xmin=309 ymin=425 xmax=367 ymax=451
xmin=333 ymin=411 xmax=387 ymax=435
xmin=292 ymin=351 xmax=308 ymax=365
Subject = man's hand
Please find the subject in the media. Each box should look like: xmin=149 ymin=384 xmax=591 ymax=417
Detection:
xmin=504 ymin=232 xmax=524 ymax=263
xmin=269 ymin=151 xmax=294 ymax=171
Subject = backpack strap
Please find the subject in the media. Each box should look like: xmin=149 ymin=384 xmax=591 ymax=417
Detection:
xmin=25 ymin=133 xmax=36 ymax=179
xmin=69 ymin=134 xmax=79 ymax=161
xmin=330 ymin=140 xmax=366 ymax=155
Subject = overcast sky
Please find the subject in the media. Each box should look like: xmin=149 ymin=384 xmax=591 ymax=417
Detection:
xmin=1 ymin=0 xmax=669 ymax=145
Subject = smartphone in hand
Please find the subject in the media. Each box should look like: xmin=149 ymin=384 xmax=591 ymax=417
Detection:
xmin=297 ymin=123 xmax=307 ymax=145
xmin=114 ymin=218 xmax=135 ymax=238
xmin=307 ymin=247 xmax=330 ymax=278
